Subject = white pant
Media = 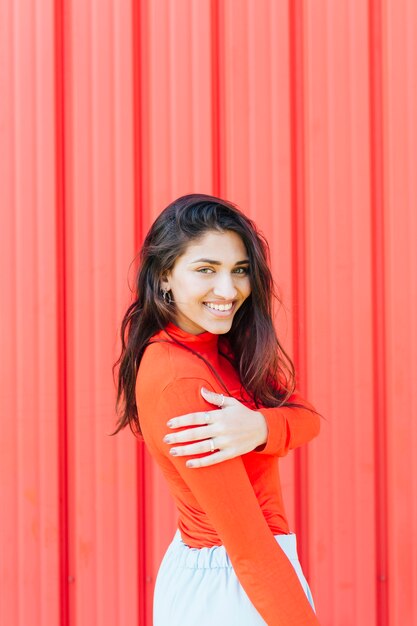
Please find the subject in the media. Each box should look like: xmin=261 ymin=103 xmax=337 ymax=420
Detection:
xmin=153 ymin=529 xmax=316 ymax=625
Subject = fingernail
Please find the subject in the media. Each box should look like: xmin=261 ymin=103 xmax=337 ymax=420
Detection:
xmin=167 ymin=420 xmax=175 ymax=427
xmin=201 ymin=387 xmax=208 ymax=393
xmin=186 ymin=461 xmax=194 ymax=467
xmin=163 ymin=435 xmax=171 ymax=443
xmin=169 ymin=449 xmax=177 ymax=456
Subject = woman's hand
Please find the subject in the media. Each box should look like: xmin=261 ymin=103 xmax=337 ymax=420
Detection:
xmin=162 ymin=387 xmax=268 ymax=468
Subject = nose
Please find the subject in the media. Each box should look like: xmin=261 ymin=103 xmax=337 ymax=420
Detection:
xmin=212 ymin=272 xmax=238 ymax=299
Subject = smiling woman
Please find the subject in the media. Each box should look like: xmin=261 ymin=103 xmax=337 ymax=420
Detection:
xmin=160 ymin=230 xmax=251 ymax=335
xmin=113 ymin=193 xmax=321 ymax=625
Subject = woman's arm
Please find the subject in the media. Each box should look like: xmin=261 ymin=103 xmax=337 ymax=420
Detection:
xmin=150 ymin=377 xmax=320 ymax=626
xmin=162 ymin=386 xmax=320 ymax=467
xmin=254 ymin=390 xmax=321 ymax=456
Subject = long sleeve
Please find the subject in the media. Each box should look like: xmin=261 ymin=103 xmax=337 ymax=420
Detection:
xmin=255 ymin=391 xmax=321 ymax=456
xmin=150 ymin=377 xmax=320 ymax=626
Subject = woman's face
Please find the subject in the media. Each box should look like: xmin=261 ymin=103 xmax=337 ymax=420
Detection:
xmin=161 ymin=229 xmax=252 ymax=335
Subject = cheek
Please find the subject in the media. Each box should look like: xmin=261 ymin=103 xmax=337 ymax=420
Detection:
xmin=185 ymin=275 xmax=211 ymax=297
xmin=171 ymin=279 xmax=206 ymax=303
xmin=242 ymin=278 xmax=251 ymax=297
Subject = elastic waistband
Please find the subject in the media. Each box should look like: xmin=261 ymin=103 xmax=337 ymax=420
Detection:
xmin=167 ymin=529 xmax=300 ymax=569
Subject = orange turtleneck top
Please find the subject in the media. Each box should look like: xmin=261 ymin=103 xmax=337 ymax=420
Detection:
xmin=135 ymin=322 xmax=321 ymax=626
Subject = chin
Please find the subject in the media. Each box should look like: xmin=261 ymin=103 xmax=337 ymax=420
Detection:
xmin=205 ymin=320 xmax=234 ymax=334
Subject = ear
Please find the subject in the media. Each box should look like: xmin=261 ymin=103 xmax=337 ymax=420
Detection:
xmin=160 ymin=273 xmax=171 ymax=292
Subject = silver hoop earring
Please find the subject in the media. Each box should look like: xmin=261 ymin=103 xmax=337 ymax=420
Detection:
xmin=162 ymin=289 xmax=172 ymax=304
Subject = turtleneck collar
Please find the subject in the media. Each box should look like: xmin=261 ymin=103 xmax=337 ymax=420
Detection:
xmin=155 ymin=321 xmax=220 ymax=354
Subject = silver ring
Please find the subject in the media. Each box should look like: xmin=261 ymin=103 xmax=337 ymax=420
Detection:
xmin=209 ymin=438 xmax=215 ymax=453
xmin=219 ymin=394 xmax=225 ymax=408
xmin=204 ymin=411 xmax=211 ymax=423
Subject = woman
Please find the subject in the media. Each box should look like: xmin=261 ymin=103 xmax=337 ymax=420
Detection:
xmin=114 ymin=194 xmax=321 ymax=625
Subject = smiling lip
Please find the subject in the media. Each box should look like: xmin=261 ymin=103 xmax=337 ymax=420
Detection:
xmin=203 ymin=301 xmax=237 ymax=317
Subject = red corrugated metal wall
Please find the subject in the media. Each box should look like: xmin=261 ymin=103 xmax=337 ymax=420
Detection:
xmin=1 ymin=1 xmax=416 ymax=625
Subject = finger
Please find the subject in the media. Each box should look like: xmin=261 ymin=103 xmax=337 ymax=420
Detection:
xmin=200 ymin=387 xmax=230 ymax=408
xmin=185 ymin=450 xmax=234 ymax=468
xmin=167 ymin=411 xmax=217 ymax=429
xmin=163 ymin=425 xmax=214 ymax=445
xmin=168 ymin=438 xmax=217 ymax=457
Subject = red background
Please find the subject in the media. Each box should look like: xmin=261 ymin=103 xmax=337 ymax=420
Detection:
xmin=1 ymin=1 xmax=416 ymax=625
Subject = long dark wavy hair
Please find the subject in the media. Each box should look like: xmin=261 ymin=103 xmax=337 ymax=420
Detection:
xmin=113 ymin=193 xmax=301 ymax=437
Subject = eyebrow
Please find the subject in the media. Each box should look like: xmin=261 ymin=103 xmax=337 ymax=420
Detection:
xmin=188 ymin=258 xmax=250 ymax=266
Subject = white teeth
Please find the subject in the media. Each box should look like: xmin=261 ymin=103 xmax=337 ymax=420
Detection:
xmin=204 ymin=302 xmax=233 ymax=312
